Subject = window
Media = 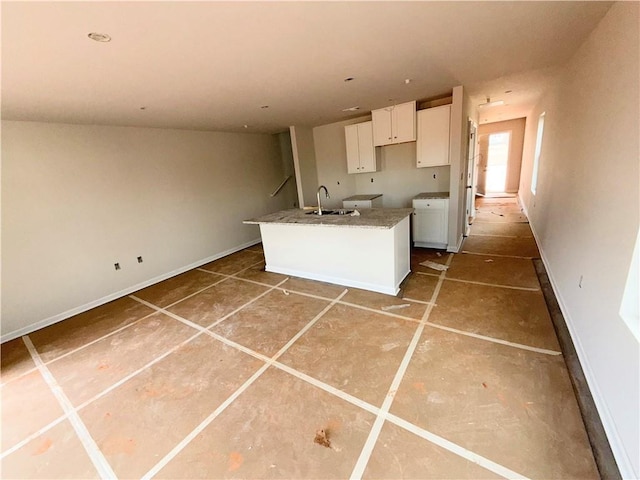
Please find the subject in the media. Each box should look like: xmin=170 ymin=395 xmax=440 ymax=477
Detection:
xmin=531 ymin=112 xmax=545 ymax=195
xmin=620 ymin=229 xmax=640 ymax=342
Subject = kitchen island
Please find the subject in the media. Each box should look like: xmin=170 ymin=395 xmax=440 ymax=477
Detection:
xmin=244 ymin=208 xmax=412 ymax=295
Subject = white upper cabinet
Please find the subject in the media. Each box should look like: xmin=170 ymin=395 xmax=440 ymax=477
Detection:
xmin=345 ymin=121 xmax=377 ymax=174
xmin=372 ymin=101 xmax=416 ymax=146
xmin=416 ymin=104 xmax=451 ymax=168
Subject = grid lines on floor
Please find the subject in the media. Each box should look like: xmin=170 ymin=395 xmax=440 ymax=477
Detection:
xmin=1 ymin=197 xmax=600 ymax=479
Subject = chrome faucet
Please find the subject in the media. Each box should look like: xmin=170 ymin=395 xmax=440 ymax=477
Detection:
xmin=316 ymin=185 xmax=330 ymax=215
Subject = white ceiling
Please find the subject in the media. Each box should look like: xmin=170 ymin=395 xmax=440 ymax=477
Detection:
xmin=1 ymin=1 xmax=612 ymax=133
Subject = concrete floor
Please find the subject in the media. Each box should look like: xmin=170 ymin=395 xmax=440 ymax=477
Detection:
xmin=0 ymin=197 xmax=599 ymax=479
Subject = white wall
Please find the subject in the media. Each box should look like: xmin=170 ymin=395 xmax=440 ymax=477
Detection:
xmin=277 ymin=130 xmax=299 ymax=209
xmin=313 ymin=116 xmax=450 ymax=209
xmin=518 ymin=3 xmax=639 ymax=476
xmin=1 ymin=121 xmax=289 ymax=340
xmin=312 ymin=116 xmax=361 ymax=209
xmin=290 ymin=125 xmax=319 ymax=208
xmin=448 ymin=86 xmax=476 ymax=251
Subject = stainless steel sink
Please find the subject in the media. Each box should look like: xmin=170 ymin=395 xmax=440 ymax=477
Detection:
xmin=305 ymin=209 xmax=354 ymax=216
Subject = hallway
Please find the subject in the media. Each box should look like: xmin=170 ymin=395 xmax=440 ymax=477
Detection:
xmin=1 ymin=197 xmax=599 ymax=479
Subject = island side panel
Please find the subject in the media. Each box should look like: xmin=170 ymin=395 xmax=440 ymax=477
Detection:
xmin=393 ymin=216 xmax=411 ymax=289
xmin=259 ymin=223 xmax=399 ymax=295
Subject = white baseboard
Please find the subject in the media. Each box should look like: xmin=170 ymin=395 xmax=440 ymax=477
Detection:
xmin=528 ymin=219 xmax=635 ymax=478
xmin=414 ymin=241 xmax=447 ymax=249
xmin=265 ymin=265 xmax=406 ymax=296
xmin=0 ymin=238 xmax=262 ymax=343
xmin=517 ymin=192 xmax=529 ymax=218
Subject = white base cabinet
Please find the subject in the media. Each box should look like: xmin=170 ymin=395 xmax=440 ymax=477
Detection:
xmin=417 ymin=104 xmax=451 ymax=168
xmin=259 ymin=216 xmax=411 ymax=295
xmin=412 ymin=198 xmax=449 ymax=248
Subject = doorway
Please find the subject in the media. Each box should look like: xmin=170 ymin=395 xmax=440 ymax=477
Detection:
xmin=476 ymin=117 xmax=526 ymax=197
xmin=486 ymin=131 xmax=510 ymax=193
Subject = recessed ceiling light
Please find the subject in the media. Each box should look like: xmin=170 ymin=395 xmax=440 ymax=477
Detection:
xmin=342 ymin=106 xmax=360 ymax=112
xmin=88 ymin=32 xmax=111 ymax=42
xmin=243 ymin=125 xmax=249 ymax=129
xmin=405 ymin=78 xmax=412 ymax=84
xmin=344 ymin=77 xmax=355 ymax=82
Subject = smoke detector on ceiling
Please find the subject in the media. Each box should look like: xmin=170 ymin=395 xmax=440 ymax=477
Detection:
xmin=478 ymin=96 xmax=504 ymax=108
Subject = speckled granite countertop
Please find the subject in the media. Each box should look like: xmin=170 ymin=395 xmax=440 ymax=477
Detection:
xmin=244 ymin=208 xmax=413 ymax=229
xmin=413 ymin=191 xmax=450 ymax=200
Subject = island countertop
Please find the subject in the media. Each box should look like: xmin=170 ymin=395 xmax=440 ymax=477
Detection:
xmin=244 ymin=207 xmax=413 ymax=229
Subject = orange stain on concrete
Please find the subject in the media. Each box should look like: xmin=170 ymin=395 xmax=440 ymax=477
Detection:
xmin=102 ymin=436 xmax=137 ymax=455
xmin=228 ymin=451 xmax=244 ymax=471
xmin=412 ymin=382 xmax=427 ymax=394
xmin=327 ymin=418 xmax=343 ymax=433
xmin=32 ymin=437 xmax=52 ymax=455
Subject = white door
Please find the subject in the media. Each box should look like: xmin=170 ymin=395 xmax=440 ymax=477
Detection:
xmin=485 ymin=131 xmax=510 ymax=193
xmin=476 ymin=134 xmax=488 ymax=196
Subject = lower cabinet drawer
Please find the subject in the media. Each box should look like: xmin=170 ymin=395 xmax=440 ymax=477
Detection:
xmin=343 ymin=200 xmax=370 ymax=209
xmin=412 ymin=198 xmax=446 ymax=210
xmin=343 ymin=196 xmax=383 ymax=209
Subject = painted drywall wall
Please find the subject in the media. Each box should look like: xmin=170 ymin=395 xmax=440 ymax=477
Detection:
xmin=313 ymin=116 xmax=450 ymax=209
xmin=1 ymin=121 xmax=289 ymax=340
xmin=447 ymin=86 xmax=476 ymax=252
xmin=312 ymin=116 xmax=362 ymax=209
xmin=478 ymin=117 xmax=526 ymax=193
xmin=518 ymin=3 xmax=639 ymax=476
xmin=290 ymin=126 xmax=319 ymax=208
xmin=277 ymin=130 xmax=299 ymax=209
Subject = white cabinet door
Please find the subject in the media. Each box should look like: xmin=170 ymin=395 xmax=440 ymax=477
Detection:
xmin=345 ymin=121 xmax=376 ymax=174
xmin=372 ymin=101 xmax=416 ymax=146
xmin=345 ymin=124 xmax=361 ymax=174
xmin=372 ymin=108 xmax=393 ymax=146
xmin=413 ymin=210 xmax=445 ymax=244
xmin=357 ymin=122 xmax=376 ymax=173
xmin=393 ymin=101 xmax=417 ymax=144
xmin=412 ymin=198 xmax=449 ymax=247
xmin=417 ymin=105 xmax=451 ymax=168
